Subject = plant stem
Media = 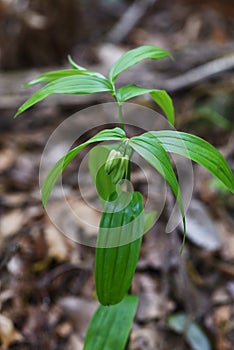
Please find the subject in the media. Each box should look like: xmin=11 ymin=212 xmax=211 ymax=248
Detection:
xmin=118 ymin=103 xmax=125 ymax=131
xmin=126 ymin=148 xmax=131 ymax=192
xmin=111 ymin=80 xmax=125 ymax=131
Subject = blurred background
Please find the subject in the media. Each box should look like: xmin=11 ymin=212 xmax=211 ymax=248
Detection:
xmin=0 ymin=0 xmax=234 ymax=349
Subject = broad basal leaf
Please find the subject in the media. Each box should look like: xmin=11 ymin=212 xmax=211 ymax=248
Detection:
xmin=95 ymin=192 xmax=144 ymax=305
xmin=145 ymin=130 xmax=234 ymax=193
xmin=109 ymin=45 xmax=171 ymax=82
xmin=15 ymin=75 xmax=112 ymax=117
xmin=116 ymin=84 xmax=174 ymax=125
xmin=83 ymin=295 xmax=138 ymax=350
xmin=130 ymin=135 xmax=186 ymax=253
xmin=42 ymin=127 xmax=126 ymax=207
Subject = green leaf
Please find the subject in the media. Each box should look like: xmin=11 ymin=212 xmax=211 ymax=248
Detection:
xmin=83 ymin=295 xmax=138 ymax=350
xmin=95 ymin=192 xmax=144 ymax=305
xmin=41 ymin=127 xmax=126 ymax=207
xmin=130 ymin=135 xmax=186 ymax=253
xmin=116 ymin=84 xmax=174 ymax=125
xmin=24 ymin=69 xmax=105 ymax=87
xmin=109 ymin=45 xmax=171 ymax=82
xmin=167 ymin=313 xmax=211 ymax=350
xmin=116 ymin=84 xmax=150 ymax=102
xmin=144 ymin=210 xmax=157 ymax=233
xmin=150 ymin=90 xmax=174 ymax=125
xmin=145 ymin=130 xmax=234 ymax=193
xmin=15 ymin=75 xmax=112 ymax=117
xmin=68 ymin=55 xmax=86 ymax=70
xmin=88 ymin=145 xmax=117 ymax=201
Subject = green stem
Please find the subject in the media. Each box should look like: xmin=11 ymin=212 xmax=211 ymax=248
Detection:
xmin=110 ymin=80 xmax=125 ymax=131
xmin=118 ymin=103 xmax=125 ymax=131
xmin=126 ymin=148 xmax=131 ymax=192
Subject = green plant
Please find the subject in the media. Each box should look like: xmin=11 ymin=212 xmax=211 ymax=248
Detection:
xmin=15 ymin=45 xmax=234 ymax=349
xmin=95 ymin=191 xmax=144 ymax=305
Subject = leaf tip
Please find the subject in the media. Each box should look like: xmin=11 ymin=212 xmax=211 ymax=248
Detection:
xmin=169 ymin=53 xmax=175 ymax=61
xmin=41 ymin=189 xmax=48 ymax=209
xmin=179 ymin=218 xmax=186 ymax=255
xmin=41 ymin=197 xmax=48 ymax=209
xmin=14 ymin=111 xmax=20 ymax=118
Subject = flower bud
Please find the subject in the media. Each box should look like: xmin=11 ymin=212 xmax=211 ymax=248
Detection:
xmin=112 ymin=155 xmax=129 ymax=184
xmin=105 ymin=150 xmax=122 ymax=175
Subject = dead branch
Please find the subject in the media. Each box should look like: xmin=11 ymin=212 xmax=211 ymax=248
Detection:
xmin=163 ymin=53 xmax=234 ymax=92
xmin=107 ymin=0 xmax=157 ymax=44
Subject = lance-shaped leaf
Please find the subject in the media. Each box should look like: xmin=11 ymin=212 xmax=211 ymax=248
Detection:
xmin=144 ymin=130 xmax=234 ymax=193
xmin=67 ymin=54 xmax=87 ymax=70
xmin=15 ymin=75 xmax=112 ymax=117
xmin=83 ymin=295 xmax=138 ymax=350
xmin=130 ymin=135 xmax=186 ymax=253
xmin=116 ymin=84 xmax=174 ymax=125
xmin=24 ymin=69 xmax=105 ymax=87
xmin=41 ymin=127 xmax=126 ymax=207
xmin=109 ymin=45 xmax=171 ymax=82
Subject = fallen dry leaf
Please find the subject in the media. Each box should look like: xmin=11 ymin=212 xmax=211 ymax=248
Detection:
xmin=135 ymin=275 xmax=175 ymax=322
xmin=213 ymin=305 xmax=232 ymax=326
xmin=0 ymin=148 xmax=16 ymax=172
xmin=0 ymin=314 xmax=23 ymax=350
xmin=55 ymin=321 xmax=73 ymax=338
xmin=66 ymin=333 xmax=83 ymax=350
xmin=180 ymin=199 xmax=222 ymax=251
xmin=44 ymin=223 xmax=74 ymax=262
xmin=58 ymin=296 xmax=98 ymax=337
xmin=1 ymin=209 xmax=25 ymax=238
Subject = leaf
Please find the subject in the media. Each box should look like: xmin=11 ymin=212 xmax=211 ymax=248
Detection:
xmin=88 ymin=145 xmax=117 ymax=201
xmin=109 ymin=45 xmax=171 ymax=82
xmin=130 ymin=135 xmax=186 ymax=253
xmin=95 ymin=192 xmax=144 ymax=305
xmin=167 ymin=313 xmax=211 ymax=350
xmin=68 ymin=55 xmax=87 ymax=70
xmin=41 ymin=127 xmax=126 ymax=207
xmin=116 ymin=84 xmax=150 ymax=102
xmin=83 ymin=295 xmax=138 ymax=350
xmin=15 ymin=75 xmax=112 ymax=117
xmin=24 ymin=69 xmax=105 ymax=87
xmin=144 ymin=211 xmax=157 ymax=233
xmin=150 ymin=90 xmax=174 ymax=125
xmin=145 ymin=130 xmax=234 ymax=193
xmin=116 ymin=84 xmax=174 ymax=125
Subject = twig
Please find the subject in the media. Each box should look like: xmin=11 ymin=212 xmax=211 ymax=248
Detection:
xmin=107 ymin=0 xmax=157 ymax=44
xmin=163 ymin=53 xmax=234 ymax=92
xmin=38 ymin=263 xmax=80 ymax=288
